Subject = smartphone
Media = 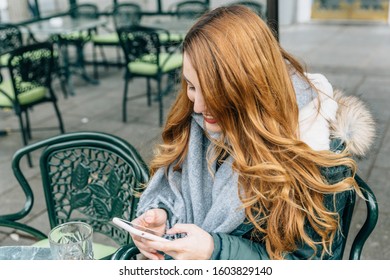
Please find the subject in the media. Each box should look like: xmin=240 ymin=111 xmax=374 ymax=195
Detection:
xmin=112 ymin=217 xmax=170 ymax=242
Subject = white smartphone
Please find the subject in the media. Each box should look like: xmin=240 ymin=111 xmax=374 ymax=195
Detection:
xmin=112 ymin=217 xmax=170 ymax=242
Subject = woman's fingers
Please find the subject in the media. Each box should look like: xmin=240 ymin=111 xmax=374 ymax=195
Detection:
xmin=139 ymin=249 xmax=163 ymax=260
xmin=166 ymin=223 xmax=192 ymax=235
xmin=143 ymin=209 xmax=167 ymax=228
xmin=142 ymin=238 xmax=182 ymax=253
xmin=135 ymin=239 xmax=165 ymax=260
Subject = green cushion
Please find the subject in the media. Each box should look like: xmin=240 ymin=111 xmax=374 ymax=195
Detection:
xmin=128 ymin=53 xmax=182 ymax=76
xmin=33 ymin=239 xmax=118 ymax=260
xmin=92 ymin=33 xmax=119 ymax=44
xmin=0 ymin=80 xmax=47 ymax=107
xmin=0 ymin=53 xmax=10 ymax=67
xmin=158 ymin=32 xmax=183 ymax=43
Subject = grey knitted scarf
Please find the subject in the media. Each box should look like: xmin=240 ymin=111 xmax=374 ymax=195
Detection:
xmin=137 ymin=114 xmax=245 ymax=233
xmin=136 ymin=72 xmax=316 ymax=233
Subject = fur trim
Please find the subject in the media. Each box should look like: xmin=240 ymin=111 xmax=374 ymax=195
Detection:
xmin=331 ymin=90 xmax=376 ymax=157
xmin=299 ymin=73 xmax=338 ymax=151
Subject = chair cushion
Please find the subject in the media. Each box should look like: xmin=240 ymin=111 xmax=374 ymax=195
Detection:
xmin=0 ymin=80 xmax=47 ymax=107
xmin=92 ymin=33 xmax=119 ymax=44
xmin=0 ymin=53 xmax=10 ymax=67
xmin=158 ymin=32 xmax=183 ymax=44
xmin=128 ymin=53 xmax=182 ymax=76
xmin=33 ymin=239 xmax=118 ymax=260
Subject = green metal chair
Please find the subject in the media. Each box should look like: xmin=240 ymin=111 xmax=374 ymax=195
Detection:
xmin=53 ymin=3 xmax=100 ymax=96
xmin=0 ymin=42 xmax=65 ymax=167
xmin=0 ymin=131 xmax=150 ymax=260
xmin=91 ymin=3 xmax=137 ymax=80
xmin=117 ymin=25 xmax=183 ymax=126
xmin=110 ymin=174 xmax=378 ymax=260
xmin=341 ymin=174 xmax=379 ymax=259
xmin=173 ymin=1 xmax=209 ymax=19
xmin=0 ymin=24 xmax=24 ymax=70
xmin=90 ymin=2 xmax=144 ymax=81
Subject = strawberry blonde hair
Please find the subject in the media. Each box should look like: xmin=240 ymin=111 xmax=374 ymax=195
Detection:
xmin=150 ymin=5 xmax=358 ymax=259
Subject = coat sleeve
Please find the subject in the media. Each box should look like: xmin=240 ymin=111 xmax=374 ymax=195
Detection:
xmin=210 ymin=187 xmax=351 ymax=260
xmin=210 ymin=219 xmax=346 ymax=260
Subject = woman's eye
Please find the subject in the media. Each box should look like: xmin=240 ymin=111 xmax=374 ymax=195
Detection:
xmin=187 ymin=85 xmax=195 ymax=91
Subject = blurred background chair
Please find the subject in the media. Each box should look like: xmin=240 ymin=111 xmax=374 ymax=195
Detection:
xmin=0 ymin=131 xmax=150 ymax=260
xmin=0 ymin=24 xmax=67 ymax=98
xmin=91 ymin=2 xmax=145 ymax=80
xmin=117 ymin=25 xmax=182 ymax=126
xmin=230 ymin=1 xmax=265 ymax=18
xmin=54 ymin=3 xmax=100 ymax=93
xmin=0 ymin=24 xmax=24 ymax=71
xmin=91 ymin=3 xmax=143 ymax=80
xmin=111 ymin=173 xmax=378 ymax=260
xmin=172 ymin=0 xmax=209 ymax=19
xmin=112 ymin=2 xmax=143 ymax=30
xmin=0 ymin=42 xmax=65 ymax=167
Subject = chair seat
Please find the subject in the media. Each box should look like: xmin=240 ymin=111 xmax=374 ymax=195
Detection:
xmin=0 ymin=53 xmax=10 ymax=67
xmin=158 ymin=32 xmax=184 ymax=44
xmin=0 ymin=80 xmax=47 ymax=107
xmin=93 ymin=31 xmax=183 ymax=46
xmin=33 ymin=239 xmax=118 ymax=260
xmin=92 ymin=33 xmax=119 ymax=44
xmin=128 ymin=53 xmax=183 ymax=76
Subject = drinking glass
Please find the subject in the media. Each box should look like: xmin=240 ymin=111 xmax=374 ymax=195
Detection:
xmin=49 ymin=222 xmax=94 ymax=260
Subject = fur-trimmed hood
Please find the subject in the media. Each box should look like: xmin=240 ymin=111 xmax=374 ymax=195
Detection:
xmin=298 ymin=74 xmax=375 ymax=157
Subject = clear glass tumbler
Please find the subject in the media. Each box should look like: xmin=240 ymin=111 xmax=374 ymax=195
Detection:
xmin=49 ymin=221 xmax=94 ymax=260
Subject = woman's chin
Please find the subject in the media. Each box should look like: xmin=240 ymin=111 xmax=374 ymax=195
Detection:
xmin=204 ymin=122 xmax=222 ymax=133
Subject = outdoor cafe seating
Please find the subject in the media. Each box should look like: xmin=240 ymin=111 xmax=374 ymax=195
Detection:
xmin=0 ymin=41 xmax=65 ymax=167
xmin=0 ymin=131 xmax=149 ymax=260
xmin=117 ymin=25 xmax=183 ymax=126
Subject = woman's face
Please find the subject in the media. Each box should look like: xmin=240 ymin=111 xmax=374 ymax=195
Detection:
xmin=183 ymin=52 xmax=221 ymax=133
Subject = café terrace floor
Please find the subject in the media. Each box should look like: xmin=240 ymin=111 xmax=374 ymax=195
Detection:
xmin=0 ymin=22 xmax=389 ymax=259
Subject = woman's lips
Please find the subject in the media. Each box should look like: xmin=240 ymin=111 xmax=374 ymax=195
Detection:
xmin=204 ymin=117 xmax=218 ymax=124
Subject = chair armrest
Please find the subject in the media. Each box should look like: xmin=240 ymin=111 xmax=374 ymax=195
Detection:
xmin=0 ymin=219 xmax=47 ymax=240
xmin=110 ymin=244 xmax=140 ymax=260
xmin=349 ymin=175 xmax=379 ymax=260
xmin=160 ymin=41 xmax=182 ymax=69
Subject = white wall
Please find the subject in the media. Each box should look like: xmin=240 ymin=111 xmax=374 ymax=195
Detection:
xmin=296 ymin=0 xmax=312 ymax=23
xmin=279 ymin=0 xmax=297 ymax=25
xmin=0 ymin=0 xmax=9 ymax=22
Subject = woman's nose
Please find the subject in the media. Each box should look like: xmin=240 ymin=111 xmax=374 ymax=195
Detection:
xmin=193 ymin=94 xmax=206 ymax=114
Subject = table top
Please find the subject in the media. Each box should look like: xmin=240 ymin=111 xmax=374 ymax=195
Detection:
xmin=0 ymin=246 xmax=52 ymax=260
xmin=24 ymin=16 xmax=107 ymax=36
xmin=142 ymin=17 xmax=195 ymax=34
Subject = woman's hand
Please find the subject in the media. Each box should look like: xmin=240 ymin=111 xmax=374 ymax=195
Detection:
xmin=131 ymin=208 xmax=167 ymax=260
xmin=140 ymin=223 xmax=214 ymax=260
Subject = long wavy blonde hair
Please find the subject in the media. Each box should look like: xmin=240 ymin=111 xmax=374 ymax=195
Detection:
xmin=150 ymin=5 xmax=358 ymax=259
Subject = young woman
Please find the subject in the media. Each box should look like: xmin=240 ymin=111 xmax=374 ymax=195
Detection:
xmin=130 ymin=5 xmax=375 ymax=260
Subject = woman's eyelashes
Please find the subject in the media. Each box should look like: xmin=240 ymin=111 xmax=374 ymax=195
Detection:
xmin=187 ymin=84 xmax=195 ymax=91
